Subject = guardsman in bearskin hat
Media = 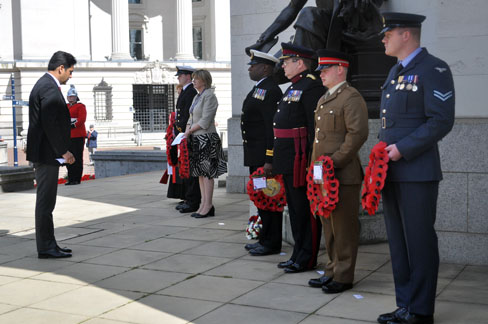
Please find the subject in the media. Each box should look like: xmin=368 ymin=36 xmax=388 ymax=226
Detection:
xmin=273 ymin=43 xmax=324 ymax=273
xmin=242 ymin=50 xmax=284 ymax=256
xmin=376 ymin=12 xmax=455 ymax=324
xmin=170 ymin=66 xmax=201 ymax=213
xmin=307 ymin=49 xmax=368 ymax=293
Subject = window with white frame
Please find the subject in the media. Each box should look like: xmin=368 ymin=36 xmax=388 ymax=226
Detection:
xmin=130 ymin=29 xmax=143 ymax=60
xmin=193 ymin=26 xmax=203 ymax=60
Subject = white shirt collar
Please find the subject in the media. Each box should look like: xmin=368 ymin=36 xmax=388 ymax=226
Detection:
xmin=46 ymin=72 xmax=61 ymax=88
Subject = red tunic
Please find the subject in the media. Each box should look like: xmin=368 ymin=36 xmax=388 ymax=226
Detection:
xmin=68 ymin=102 xmax=87 ymax=138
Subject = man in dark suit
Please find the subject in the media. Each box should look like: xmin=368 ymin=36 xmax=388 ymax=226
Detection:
xmin=27 ymin=51 xmax=77 ymax=259
xmin=376 ymin=13 xmax=455 ymax=324
xmin=273 ymin=43 xmax=324 ymax=273
xmin=171 ymin=66 xmax=201 ymax=214
xmin=241 ymin=50 xmax=283 ymax=256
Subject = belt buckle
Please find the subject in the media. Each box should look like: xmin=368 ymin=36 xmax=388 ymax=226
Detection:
xmin=381 ymin=117 xmax=386 ymax=129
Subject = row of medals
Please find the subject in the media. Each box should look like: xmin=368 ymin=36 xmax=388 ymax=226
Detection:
xmin=396 ymin=75 xmax=418 ymax=92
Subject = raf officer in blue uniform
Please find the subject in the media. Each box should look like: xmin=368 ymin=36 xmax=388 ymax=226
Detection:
xmin=273 ymin=43 xmax=324 ymax=273
xmin=376 ymin=13 xmax=455 ymax=324
xmin=242 ymin=50 xmax=284 ymax=256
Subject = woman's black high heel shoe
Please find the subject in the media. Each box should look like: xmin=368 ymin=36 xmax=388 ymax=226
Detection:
xmin=193 ymin=206 xmax=215 ymax=218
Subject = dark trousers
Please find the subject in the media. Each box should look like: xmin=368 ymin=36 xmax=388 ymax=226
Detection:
xmin=249 ymin=166 xmax=283 ymax=250
xmin=34 ymin=163 xmax=60 ymax=253
xmin=283 ymin=173 xmax=321 ymax=268
xmin=382 ymin=181 xmax=440 ymax=316
xmin=67 ymin=137 xmax=85 ymax=183
xmin=184 ymin=176 xmax=201 ymax=207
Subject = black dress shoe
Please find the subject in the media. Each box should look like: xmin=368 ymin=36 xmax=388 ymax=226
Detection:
xmin=378 ymin=307 xmax=408 ymax=324
xmin=284 ymin=263 xmax=307 ymax=273
xmin=192 ymin=206 xmax=215 ymax=218
xmin=249 ymin=246 xmax=280 ymax=256
xmin=322 ymin=280 xmax=353 ymax=294
xmin=38 ymin=249 xmax=72 ymax=259
xmin=308 ymin=275 xmax=333 ymax=288
xmin=245 ymin=242 xmax=262 ymax=251
xmin=277 ymin=259 xmax=294 ymax=269
xmin=180 ymin=204 xmax=199 ymax=213
xmin=176 ymin=203 xmax=188 ymax=211
xmin=389 ymin=312 xmax=433 ymax=324
xmin=65 ymin=181 xmax=80 ymax=186
xmin=56 ymin=245 xmax=72 ymax=253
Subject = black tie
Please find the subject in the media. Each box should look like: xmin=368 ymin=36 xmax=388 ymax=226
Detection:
xmin=393 ymin=63 xmax=403 ymax=76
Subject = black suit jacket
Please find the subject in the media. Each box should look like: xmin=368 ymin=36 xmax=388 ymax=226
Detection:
xmin=241 ymin=77 xmax=282 ymax=166
xmin=27 ymin=73 xmax=71 ymax=165
xmin=175 ymin=83 xmax=198 ymax=135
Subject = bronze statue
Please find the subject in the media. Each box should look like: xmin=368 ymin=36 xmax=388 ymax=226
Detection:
xmin=245 ymin=0 xmax=384 ymax=55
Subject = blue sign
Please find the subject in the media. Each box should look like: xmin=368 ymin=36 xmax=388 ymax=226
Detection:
xmin=13 ymin=100 xmax=29 ymax=106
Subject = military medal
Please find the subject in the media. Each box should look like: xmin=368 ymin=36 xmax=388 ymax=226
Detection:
xmin=406 ymin=84 xmax=413 ymax=91
xmin=252 ymin=88 xmax=267 ymax=100
xmin=406 ymin=75 xmax=414 ymax=91
xmin=396 ymin=76 xmax=404 ymax=90
xmin=399 ymin=83 xmax=405 ymax=90
xmin=412 ymin=75 xmax=418 ymax=92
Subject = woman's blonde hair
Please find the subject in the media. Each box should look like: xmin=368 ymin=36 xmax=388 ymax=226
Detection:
xmin=192 ymin=69 xmax=213 ymax=89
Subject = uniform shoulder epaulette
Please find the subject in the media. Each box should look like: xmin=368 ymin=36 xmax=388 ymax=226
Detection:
xmin=306 ymin=74 xmax=316 ymax=80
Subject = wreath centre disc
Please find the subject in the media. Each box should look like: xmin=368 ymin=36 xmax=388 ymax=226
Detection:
xmin=262 ymin=179 xmax=281 ymax=197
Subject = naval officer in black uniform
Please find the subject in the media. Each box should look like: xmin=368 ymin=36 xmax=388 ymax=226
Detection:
xmin=273 ymin=43 xmax=324 ymax=273
xmin=242 ymin=50 xmax=284 ymax=256
xmin=376 ymin=13 xmax=455 ymax=324
xmin=172 ymin=66 xmax=201 ymax=213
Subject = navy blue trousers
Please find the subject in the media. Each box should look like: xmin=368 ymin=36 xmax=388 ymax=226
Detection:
xmin=382 ymin=181 xmax=439 ymax=315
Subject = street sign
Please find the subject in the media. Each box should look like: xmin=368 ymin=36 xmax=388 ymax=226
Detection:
xmin=12 ymin=100 xmax=29 ymax=106
xmin=2 ymin=95 xmax=13 ymax=100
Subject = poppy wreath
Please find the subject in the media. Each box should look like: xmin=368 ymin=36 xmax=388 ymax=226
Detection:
xmin=165 ymin=112 xmax=176 ymax=167
xmin=178 ymin=138 xmax=190 ymax=179
xmin=246 ymin=215 xmax=262 ymax=239
xmin=246 ymin=167 xmax=287 ymax=212
xmin=306 ymin=156 xmax=339 ymax=218
xmin=361 ymin=141 xmax=389 ymax=215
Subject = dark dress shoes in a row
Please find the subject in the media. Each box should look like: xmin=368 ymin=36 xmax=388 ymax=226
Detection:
xmin=249 ymin=246 xmax=280 ymax=256
xmin=191 ymin=206 xmax=215 ymax=218
xmin=245 ymin=242 xmax=262 ymax=251
xmin=277 ymin=259 xmax=294 ymax=269
xmin=321 ymin=281 xmax=353 ymax=294
xmin=382 ymin=310 xmax=433 ymax=324
xmin=38 ymin=249 xmax=72 ymax=259
xmin=378 ymin=307 xmax=408 ymax=324
xmin=308 ymin=275 xmax=333 ymax=288
xmin=179 ymin=203 xmax=199 ymax=213
xmin=65 ymin=181 xmax=80 ymax=186
xmin=284 ymin=263 xmax=307 ymax=273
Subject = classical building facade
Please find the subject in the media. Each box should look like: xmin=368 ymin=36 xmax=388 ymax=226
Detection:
xmin=0 ymin=0 xmax=231 ymax=147
xmin=228 ymin=0 xmax=488 ymax=265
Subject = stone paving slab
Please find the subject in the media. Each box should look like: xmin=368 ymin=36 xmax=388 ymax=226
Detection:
xmin=0 ymin=171 xmax=486 ymax=323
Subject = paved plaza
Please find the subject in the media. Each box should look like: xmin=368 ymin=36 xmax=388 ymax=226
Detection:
xmin=0 ymin=171 xmax=487 ymax=324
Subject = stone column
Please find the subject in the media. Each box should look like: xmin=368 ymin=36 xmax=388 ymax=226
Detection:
xmin=111 ymin=0 xmax=132 ymax=60
xmin=175 ymin=0 xmax=195 ymax=61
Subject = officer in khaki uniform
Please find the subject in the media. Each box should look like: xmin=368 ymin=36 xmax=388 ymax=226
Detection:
xmin=308 ymin=49 xmax=369 ymax=293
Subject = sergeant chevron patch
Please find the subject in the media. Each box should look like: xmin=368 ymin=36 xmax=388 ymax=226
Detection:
xmin=433 ymin=90 xmax=453 ymax=101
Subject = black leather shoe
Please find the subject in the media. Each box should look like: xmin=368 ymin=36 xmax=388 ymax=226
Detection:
xmin=245 ymin=242 xmax=262 ymax=251
xmin=277 ymin=259 xmax=294 ymax=269
xmin=284 ymin=263 xmax=307 ymax=273
xmin=378 ymin=307 xmax=408 ymax=324
xmin=38 ymin=249 xmax=72 ymax=259
xmin=249 ymin=246 xmax=280 ymax=256
xmin=56 ymin=245 xmax=72 ymax=253
xmin=192 ymin=206 xmax=215 ymax=218
xmin=176 ymin=203 xmax=189 ymax=211
xmin=65 ymin=181 xmax=80 ymax=186
xmin=389 ymin=312 xmax=433 ymax=324
xmin=180 ymin=205 xmax=199 ymax=213
xmin=308 ymin=275 xmax=333 ymax=288
xmin=322 ymin=281 xmax=353 ymax=294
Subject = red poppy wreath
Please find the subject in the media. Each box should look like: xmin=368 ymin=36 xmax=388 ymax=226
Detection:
xmin=246 ymin=167 xmax=287 ymax=212
xmin=306 ymin=156 xmax=339 ymax=218
xmin=178 ymin=138 xmax=190 ymax=179
xmin=361 ymin=141 xmax=389 ymax=215
xmin=165 ymin=112 xmax=176 ymax=167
